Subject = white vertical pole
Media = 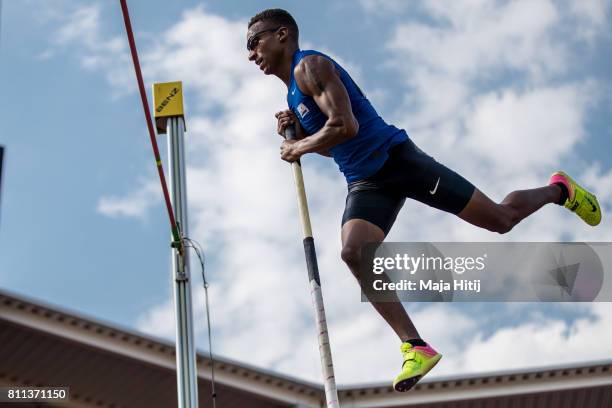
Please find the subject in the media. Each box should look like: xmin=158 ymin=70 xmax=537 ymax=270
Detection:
xmin=167 ymin=116 xmax=199 ymax=408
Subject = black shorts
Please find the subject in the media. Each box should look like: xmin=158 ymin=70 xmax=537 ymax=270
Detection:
xmin=341 ymin=139 xmax=475 ymax=235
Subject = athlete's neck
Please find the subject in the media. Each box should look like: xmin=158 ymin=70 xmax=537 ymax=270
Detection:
xmin=275 ymin=45 xmax=299 ymax=87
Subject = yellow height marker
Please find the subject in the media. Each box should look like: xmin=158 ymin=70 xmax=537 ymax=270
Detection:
xmin=153 ymin=81 xmax=185 ymax=134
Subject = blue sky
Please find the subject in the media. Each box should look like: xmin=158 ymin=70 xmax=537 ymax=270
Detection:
xmin=1 ymin=0 xmax=612 ymax=385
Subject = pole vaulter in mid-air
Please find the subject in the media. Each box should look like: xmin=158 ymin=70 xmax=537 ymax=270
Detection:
xmin=246 ymin=8 xmax=602 ymax=394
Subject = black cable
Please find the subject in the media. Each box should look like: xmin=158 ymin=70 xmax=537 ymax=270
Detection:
xmin=182 ymin=237 xmax=217 ymax=408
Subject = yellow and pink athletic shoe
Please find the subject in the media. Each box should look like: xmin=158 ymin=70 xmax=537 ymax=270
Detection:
xmin=549 ymin=171 xmax=601 ymax=226
xmin=393 ymin=342 xmax=442 ymax=392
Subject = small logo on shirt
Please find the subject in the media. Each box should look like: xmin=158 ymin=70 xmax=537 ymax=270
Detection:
xmin=297 ymin=103 xmax=310 ymax=118
xmin=291 ymin=87 xmax=296 ymax=95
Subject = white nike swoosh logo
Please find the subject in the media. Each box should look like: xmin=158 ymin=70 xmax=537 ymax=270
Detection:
xmin=291 ymin=89 xmax=296 ymax=95
xmin=429 ymin=177 xmax=440 ymax=195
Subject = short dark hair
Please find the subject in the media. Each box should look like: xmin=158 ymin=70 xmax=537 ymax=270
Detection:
xmin=248 ymin=9 xmax=299 ymax=42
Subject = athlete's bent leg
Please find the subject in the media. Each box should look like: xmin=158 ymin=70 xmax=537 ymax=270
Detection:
xmin=340 ymin=218 xmax=421 ymax=342
xmin=458 ymin=185 xmax=562 ymax=233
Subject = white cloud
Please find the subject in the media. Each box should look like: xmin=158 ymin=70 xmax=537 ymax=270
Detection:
xmin=389 ymin=0 xmax=565 ymax=83
xmin=464 ymin=84 xmax=591 ymax=173
xmin=457 ymin=302 xmax=612 ymax=374
xmin=36 ymin=49 xmax=55 ymax=60
xmin=315 ymin=302 xmax=612 ymax=382
xmin=136 ymin=295 xmax=175 ymax=339
xmin=43 ymin=3 xmax=133 ymax=95
xmin=583 ymin=163 xmax=612 ymax=207
xmin=55 ymin=5 xmax=101 ymax=47
xmin=358 ymin=0 xmax=406 ymax=14
xmin=567 ymin=0 xmax=611 ymax=42
xmin=97 ymin=179 xmax=161 ymax=220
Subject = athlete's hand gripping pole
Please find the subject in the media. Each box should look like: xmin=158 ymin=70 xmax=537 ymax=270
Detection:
xmin=285 ymin=126 xmax=340 ymax=408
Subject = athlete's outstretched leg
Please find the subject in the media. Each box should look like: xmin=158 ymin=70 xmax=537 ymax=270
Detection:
xmin=398 ymin=136 xmax=601 ymax=231
xmin=458 ymin=185 xmax=562 ymax=234
xmin=340 ymin=218 xmax=421 ymax=341
xmin=458 ymin=170 xmax=602 ymax=232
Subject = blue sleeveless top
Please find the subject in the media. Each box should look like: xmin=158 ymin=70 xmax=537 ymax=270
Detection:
xmin=287 ymin=49 xmax=408 ymax=182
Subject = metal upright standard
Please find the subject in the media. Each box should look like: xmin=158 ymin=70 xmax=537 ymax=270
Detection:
xmin=285 ymin=127 xmax=340 ymax=408
xmin=153 ymin=81 xmax=199 ymax=408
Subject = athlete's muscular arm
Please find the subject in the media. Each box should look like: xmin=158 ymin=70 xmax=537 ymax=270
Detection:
xmin=280 ymin=55 xmax=358 ymax=162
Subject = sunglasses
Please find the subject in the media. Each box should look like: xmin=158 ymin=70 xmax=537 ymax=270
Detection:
xmin=247 ymin=26 xmax=281 ymax=51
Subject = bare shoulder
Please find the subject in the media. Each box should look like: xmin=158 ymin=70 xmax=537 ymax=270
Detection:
xmin=294 ymin=55 xmax=337 ymax=95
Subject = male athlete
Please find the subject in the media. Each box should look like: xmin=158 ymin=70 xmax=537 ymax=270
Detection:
xmin=246 ymin=9 xmax=602 ymax=391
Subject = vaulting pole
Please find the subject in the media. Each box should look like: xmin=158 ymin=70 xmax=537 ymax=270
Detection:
xmin=154 ymin=82 xmax=199 ymax=408
xmin=285 ymin=126 xmax=340 ymax=408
